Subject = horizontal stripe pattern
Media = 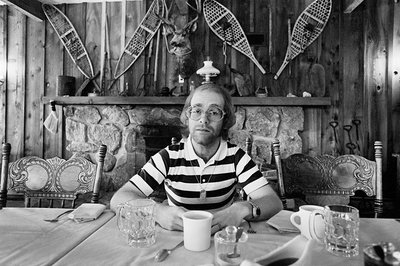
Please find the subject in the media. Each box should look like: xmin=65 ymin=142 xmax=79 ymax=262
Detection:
xmin=129 ymin=138 xmax=268 ymax=210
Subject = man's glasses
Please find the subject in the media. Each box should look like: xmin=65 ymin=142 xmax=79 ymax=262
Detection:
xmin=186 ymin=106 xmax=226 ymax=122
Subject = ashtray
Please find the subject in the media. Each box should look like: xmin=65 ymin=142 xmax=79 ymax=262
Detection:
xmin=364 ymin=242 xmax=400 ymax=266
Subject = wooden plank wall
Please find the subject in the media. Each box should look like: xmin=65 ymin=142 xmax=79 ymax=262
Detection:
xmin=0 ymin=0 xmax=399 ymax=202
xmin=392 ymin=0 xmax=400 ymax=206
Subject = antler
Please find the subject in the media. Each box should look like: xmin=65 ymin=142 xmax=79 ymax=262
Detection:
xmin=184 ymin=0 xmax=201 ymax=31
xmin=156 ymin=0 xmax=176 ymax=29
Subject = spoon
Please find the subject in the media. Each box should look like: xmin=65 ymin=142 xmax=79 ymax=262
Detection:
xmin=43 ymin=209 xmax=73 ymax=223
xmin=154 ymin=240 xmax=184 ymax=262
xmin=227 ymin=227 xmax=244 ymax=258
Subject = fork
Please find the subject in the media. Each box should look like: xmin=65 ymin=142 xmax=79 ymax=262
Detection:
xmin=247 ymin=221 xmax=256 ymax=234
xmin=43 ymin=209 xmax=73 ymax=223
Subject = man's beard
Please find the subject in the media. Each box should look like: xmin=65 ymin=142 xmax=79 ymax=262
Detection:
xmin=192 ymin=131 xmax=218 ymax=147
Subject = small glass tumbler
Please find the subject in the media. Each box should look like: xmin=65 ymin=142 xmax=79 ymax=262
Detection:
xmin=117 ymin=199 xmax=156 ymax=248
xmin=214 ymin=226 xmax=249 ymax=266
xmin=324 ymin=205 xmax=360 ymax=257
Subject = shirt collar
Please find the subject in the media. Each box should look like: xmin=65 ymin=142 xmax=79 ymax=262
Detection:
xmin=185 ymin=135 xmax=227 ymax=167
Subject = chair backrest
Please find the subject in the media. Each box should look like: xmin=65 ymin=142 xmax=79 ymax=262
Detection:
xmin=0 ymin=143 xmax=11 ymax=209
xmin=272 ymin=140 xmax=286 ymax=209
xmin=7 ymin=144 xmax=107 ymax=208
xmin=282 ymin=141 xmax=383 ymax=217
xmin=245 ymin=137 xmax=287 ymax=208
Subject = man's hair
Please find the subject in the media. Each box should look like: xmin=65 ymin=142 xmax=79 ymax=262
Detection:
xmin=180 ymin=83 xmax=236 ymax=140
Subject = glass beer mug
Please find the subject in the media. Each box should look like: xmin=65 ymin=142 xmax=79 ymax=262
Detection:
xmin=117 ymin=199 xmax=156 ymax=248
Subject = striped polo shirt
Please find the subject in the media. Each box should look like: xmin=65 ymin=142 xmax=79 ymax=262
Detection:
xmin=130 ymin=136 xmax=268 ymax=211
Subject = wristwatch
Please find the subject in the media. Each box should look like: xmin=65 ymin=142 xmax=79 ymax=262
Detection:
xmin=248 ymin=200 xmax=261 ymax=219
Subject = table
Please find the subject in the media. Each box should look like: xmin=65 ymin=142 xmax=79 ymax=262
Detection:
xmin=54 ymin=215 xmax=400 ymax=266
xmin=0 ymin=207 xmax=115 ymax=266
xmin=3 ymin=207 xmax=400 ymax=266
xmin=53 ymin=217 xmax=295 ymax=266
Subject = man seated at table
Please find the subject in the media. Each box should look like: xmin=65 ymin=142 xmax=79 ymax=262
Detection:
xmin=110 ymin=83 xmax=283 ymax=234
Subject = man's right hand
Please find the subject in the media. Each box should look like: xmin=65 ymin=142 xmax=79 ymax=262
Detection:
xmin=155 ymin=204 xmax=187 ymax=231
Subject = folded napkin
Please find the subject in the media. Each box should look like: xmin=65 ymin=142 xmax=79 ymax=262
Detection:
xmin=68 ymin=203 xmax=106 ymax=223
xmin=266 ymin=210 xmax=300 ymax=233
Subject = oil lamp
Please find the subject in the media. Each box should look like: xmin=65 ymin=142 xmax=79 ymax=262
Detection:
xmin=196 ymin=56 xmax=220 ymax=84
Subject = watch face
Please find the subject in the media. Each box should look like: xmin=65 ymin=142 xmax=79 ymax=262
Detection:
xmin=250 ymin=201 xmax=260 ymax=217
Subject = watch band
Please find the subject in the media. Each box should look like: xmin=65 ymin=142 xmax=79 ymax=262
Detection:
xmin=248 ymin=200 xmax=261 ymax=218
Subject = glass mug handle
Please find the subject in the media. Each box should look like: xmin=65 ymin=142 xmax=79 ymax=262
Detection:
xmin=117 ymin=202 xmax=128 ymax=233
xmin=309 ymin=210 xmax=324 ymax=243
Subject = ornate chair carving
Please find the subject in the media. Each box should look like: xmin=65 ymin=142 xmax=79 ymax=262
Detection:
xmin=0 ymin=143 xmax=11 ymax=209
xmin=7 ymin=145 xmax=107 ymax=208
xmin=282 ymin=141 xmax=383 ymax=217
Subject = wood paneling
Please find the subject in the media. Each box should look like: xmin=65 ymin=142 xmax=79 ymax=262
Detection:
xmin=341 ymin=2 xmax=364 ymax=155
xmin=0 ymin=7 xmax=7 ymax=145
xmin=43 ymin=3 xmax=63 ymax=159
xmin=7 ymin=9 xmax=26 ymax=161
xmin=65 ymin=4 xmax=86 ymax=88
xmin=364 ymin=0 xmax=391 ymax=163
xmin=126 ymin=0 xmax=144 ymax=96
xmin=25 ymin=16 xmax=45 ymax=157
xmin=392 ymin=0 xmax=400 ymax=206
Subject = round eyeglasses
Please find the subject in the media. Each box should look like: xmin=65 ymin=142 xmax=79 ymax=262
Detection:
xmin=186 ymin=106 xmax=226 ymax=122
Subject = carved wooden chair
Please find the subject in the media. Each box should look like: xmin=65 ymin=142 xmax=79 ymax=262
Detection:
xmin=245 ymin=137 xmax=287 ymax=209
xmin=282 ymin=141 xmax=383 ymax=217
xmin=6 ymin=145 xmax=107 ymax=208
xmin=0 ymin=143 xmax=11 ymax=209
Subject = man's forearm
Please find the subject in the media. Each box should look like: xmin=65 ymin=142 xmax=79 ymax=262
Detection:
xmin=110 ymin=182 xmax=146 ymax=212
xmin=246 ymin=185 xmax=283 ymax=221
xmin=249 ymin=194 xmax=283 ymax=221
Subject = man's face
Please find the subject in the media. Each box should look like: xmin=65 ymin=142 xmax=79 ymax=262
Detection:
xmin=188 ymin=89 xmax=225 ymax=147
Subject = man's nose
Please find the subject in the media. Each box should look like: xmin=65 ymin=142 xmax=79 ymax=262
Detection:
xmin=199 ymin=112 xmax=209 ymax=124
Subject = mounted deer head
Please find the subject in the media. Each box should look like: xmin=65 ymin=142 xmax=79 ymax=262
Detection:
xmin=158 ymin=0 xmax=201 ymax=57
xmin=158 ymin=0 xmax=201 ymax=81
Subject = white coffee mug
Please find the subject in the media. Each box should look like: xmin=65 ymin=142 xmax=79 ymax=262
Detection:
xmin=290 ymin=205 xmax=324 ymax=242
xmin=182 ymin=211 xmax=213 ymax=252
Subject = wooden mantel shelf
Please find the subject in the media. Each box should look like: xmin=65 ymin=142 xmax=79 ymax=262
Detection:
xmin=43 ymin=96 xmax=331 ymax=106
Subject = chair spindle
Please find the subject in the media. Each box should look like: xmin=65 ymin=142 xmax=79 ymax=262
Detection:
xmin=91 ymin=144 xmax=107 ymax=204
xmin=0 ymin=143 xmax=11 ymax=209
xmin=374 ymin=141 xmax=383 ymax=218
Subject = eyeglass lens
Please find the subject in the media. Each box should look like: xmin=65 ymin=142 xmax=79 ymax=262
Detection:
xmin=187 ymin=106 xmax=224 ymax=121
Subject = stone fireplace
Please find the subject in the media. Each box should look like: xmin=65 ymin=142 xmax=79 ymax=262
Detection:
xmin=64 ymin=104 xmax=304 ymax=198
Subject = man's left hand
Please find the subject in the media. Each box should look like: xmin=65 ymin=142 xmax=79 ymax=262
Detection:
xmin=210 ymin=201 xmax=251 ymax=234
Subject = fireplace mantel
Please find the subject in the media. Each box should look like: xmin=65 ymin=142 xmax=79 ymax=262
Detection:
xmin=43 ymin=96 xmax=331 ymax=106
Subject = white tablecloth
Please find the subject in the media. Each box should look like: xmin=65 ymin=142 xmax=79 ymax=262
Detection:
xmin=54 ymin=214 xmax=400 ymax=266
xmin=54 ymin=217 xmax=295 ymax=266
xmin=0 ymin=207 xmax=115 ymax=266
xmin=5 ymin=207 xmax=399 ymax=266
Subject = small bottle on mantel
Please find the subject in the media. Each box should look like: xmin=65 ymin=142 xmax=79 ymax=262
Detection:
xmin=178 ymin=74 xmax=185 ymax=95
xmin=189 ymin=80 xmax=195 ymax=93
